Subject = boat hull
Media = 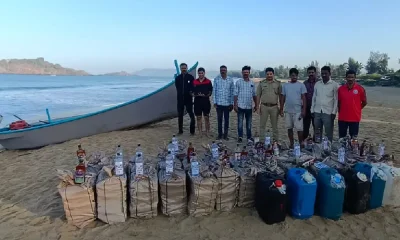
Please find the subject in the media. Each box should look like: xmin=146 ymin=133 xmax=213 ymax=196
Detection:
xmin=0 ymin=62 xmax=198 ymax=150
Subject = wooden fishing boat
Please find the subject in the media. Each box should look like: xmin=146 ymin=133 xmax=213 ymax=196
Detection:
xmin=0 ymin=60 xmax=198 ymax=150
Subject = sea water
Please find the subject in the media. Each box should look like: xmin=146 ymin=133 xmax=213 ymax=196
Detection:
xmin=0 ymin=74 xmax=171 ymax=127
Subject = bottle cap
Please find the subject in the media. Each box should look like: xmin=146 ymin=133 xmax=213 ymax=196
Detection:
xmin=275 ymin=180 xmax=283 ymax=187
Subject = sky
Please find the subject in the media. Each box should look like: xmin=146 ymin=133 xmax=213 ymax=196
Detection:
xmin=1 ymin=0 xmax=399 ymax=74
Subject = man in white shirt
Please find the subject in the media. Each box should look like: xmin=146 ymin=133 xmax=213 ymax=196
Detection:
xmin=311 ymin=66 xmax=339 ymax=141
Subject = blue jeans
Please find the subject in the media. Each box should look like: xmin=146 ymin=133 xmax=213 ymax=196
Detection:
xmin=237 ymin=107 xmax=252 ymax=139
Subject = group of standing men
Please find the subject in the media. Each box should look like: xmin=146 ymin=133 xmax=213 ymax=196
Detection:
xmin=175 ymin=63 xmax=367 ymax=147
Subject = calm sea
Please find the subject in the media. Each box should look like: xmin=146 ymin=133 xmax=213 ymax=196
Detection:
xmin=0 ymin=74 xmax=172 ymax=127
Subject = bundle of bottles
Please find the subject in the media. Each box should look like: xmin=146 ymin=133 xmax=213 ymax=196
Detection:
xmin=67 ymin=132 xmax=399 ymax=227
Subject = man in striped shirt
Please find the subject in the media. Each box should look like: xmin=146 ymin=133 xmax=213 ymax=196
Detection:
xmin=213 ymin=65 xmax=234 ymax=140
xmin=234 ymin=65 xmax=257 ymax=143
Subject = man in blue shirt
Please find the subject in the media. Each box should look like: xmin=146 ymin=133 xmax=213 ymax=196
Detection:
xmin=281 ymin=68 xmax=307 ymax=147
xmin=213 ymin=65 xmax=234 ymax=140
xmin=234 ymin=65 xmax=257 ymax=143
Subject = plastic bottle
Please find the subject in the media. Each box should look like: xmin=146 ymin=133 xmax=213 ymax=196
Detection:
xmin=190 ymin=153 xmax=199 ymax=177
xmin=338 ymin=144 xmax=345 ymax=163
xmin=322 ymin=136 xmax=330 ymax=152
xmin=135 ymin=144 xmax=143 ymax=158
xmin=172 ymin=134 xmax=179 ymax=152
xmin=167 ymin=141 xmax=175 ymax=159
xmin=264 ymin=130 xmax=271 ymax=146
xmin=273 ymin=141 xmax=280 ymax=156
xmin=114 ymin=152 xmax=124 ymax=176
xmin=315 ymin=128 xmax=322 ymax=143
xmin=294 ymin=140 xmax=301 ymax=162
xmin=135 ymin=153 xmax=144 ymax=176
xmin=116 ymin=145 xmax=123 ymax=158
xmin=165 ymin=150 xmax=174 ymax=175
xmin=211 ymin=141 xmax=219 ymax=160
xmin=379 ymin=140 xmax=385 ymax=157
xmin=234 ymin=144 xmax=241 ymax=161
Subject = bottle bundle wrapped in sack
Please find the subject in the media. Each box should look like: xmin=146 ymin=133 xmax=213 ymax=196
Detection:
xmin=159 ymin=169 xmax=187 ymax=216
xmin=57 ymin=163 xmax=100 ymax=228
xmin=57 ymin=151 xmax=108 ymax=228
xmin=237 ymin=167 xmax=260 ymax=208
xmin=96 ymin=165 xmax=127 ymax=224
xmin=128 ymin=160 xmax=158 ymax=219
xmin=214 ymin=164 xmax=239 ymax=211
xmin=188 ymin=161 xmax=218 ymax=217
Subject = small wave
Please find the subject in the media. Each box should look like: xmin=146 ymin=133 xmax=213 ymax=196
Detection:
xmin=0 ymin=85 xmax=89 ymax=91
xmin=101 ymin=102 xmax=125 ymax=107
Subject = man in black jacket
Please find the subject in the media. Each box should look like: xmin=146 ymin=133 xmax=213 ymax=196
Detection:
xmin=175 ymin=63 xmax=195 ymax=135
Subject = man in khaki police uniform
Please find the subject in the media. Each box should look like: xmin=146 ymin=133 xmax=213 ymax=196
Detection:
xmin=256 ymin=67 xmax=282 ymax=141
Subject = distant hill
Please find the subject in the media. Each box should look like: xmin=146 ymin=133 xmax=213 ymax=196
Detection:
xmin=133 ymin=68 xmax=220 ymax=78
xmin=0 ymin=57 xmax=89 ymax=76
xmin=99 ymin=71 xmax=134 ymax=76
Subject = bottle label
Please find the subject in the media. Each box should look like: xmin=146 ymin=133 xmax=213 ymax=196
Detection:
xmin=136 ymin=151 xmax=143 ymax=157
xmin=273 ymin=147 xmax=279 ymax=156
xmin=74 ymin=176 xmax=84 ymax=184
xmin=115 ymin=162 xmax=124 ymax=176
xmin=294 ymin=145 xmax=301 ymax=157
xmin=235 ymin=153 xmax=241 ymax=161
xmin=135 ymin=162 xmax=144 ymax=176
xmin=191 ymin=162 xmax=199 ymax=176
xmin=379 ymin=146 xmax=385 ymax=156
xmin=168 ymin=148 xmax=175 ymax=158
xmin=314 ymin=162 xmax=329 ymax=169
xmin=212 ymin=148 xmax=219 ymax=158
xmin=166 ymin=160 xmax=174 ymax=173
xmin=323 ymin=140 xmax=329 ymax=150
xmin=338 ymin=149 xmax=345 ymax=163
xmin=254 ymin=137 xmax=260 ymax=143
xmin=264 ymin=137 xmax=271 ymax=146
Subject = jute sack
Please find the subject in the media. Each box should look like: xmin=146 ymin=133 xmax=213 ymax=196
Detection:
xmin=128 ymin=163 xmax=158 ymax=219
xmin=188 ymin=165 xmax=218 ymax=217
xmin=237 ymin=167 xmax=260 ymax=208
xmin=214 ymin=166 xmax=239 ymax=211
xmin=388 ymin=167 xmax=400 ymax=207
xmin=57 ymin=168 xmax=98 ymax=229
xmin=159 ymin=169 xmax=187 ymax=216
xmin=96 ymin=166 xmax=127 ymax=224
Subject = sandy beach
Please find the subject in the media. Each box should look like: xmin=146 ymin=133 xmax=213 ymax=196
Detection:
xmin=1 ymin=86 xmax=400 ymax=240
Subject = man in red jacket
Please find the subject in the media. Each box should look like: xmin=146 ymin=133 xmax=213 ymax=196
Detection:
xmin=337 ymin=69 xmax=367 ymax=138
xmin=192 ymin=67 xmax=213 ymax=137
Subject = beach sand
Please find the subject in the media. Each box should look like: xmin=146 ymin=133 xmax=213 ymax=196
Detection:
xmin=1 ymin=86 xmax=400 ymax=240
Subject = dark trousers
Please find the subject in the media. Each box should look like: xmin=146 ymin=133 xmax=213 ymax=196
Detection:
xmin=177 ymin=101 xmax=195 ymax=134
xmin=303 ymin=107 xmax=314 ymax=139
xmin=237 ymin=108 xmax=252 ymax=139
xmin=216 ymin=105 xmax=230 ymax=138
xmin=338 ymin=120 xmax=360 ymax=138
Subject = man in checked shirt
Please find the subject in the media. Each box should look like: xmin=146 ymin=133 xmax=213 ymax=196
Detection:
xmin=234 ymin=66 xmax=257 ymax=143
xmin=212 ymin=65 xmax=234 ymax=140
